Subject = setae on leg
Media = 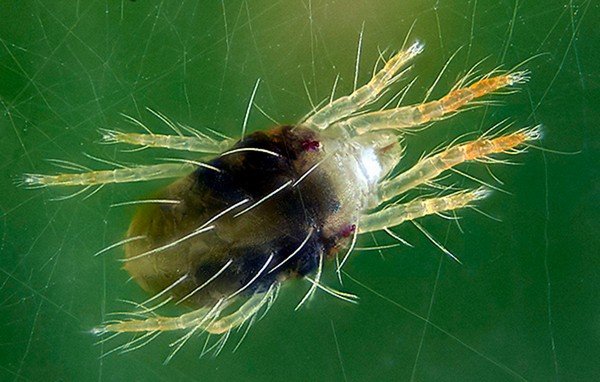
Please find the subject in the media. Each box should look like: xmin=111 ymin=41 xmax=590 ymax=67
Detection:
xmin=335 ymin=71 xmax=530 ymax=135
xmin=204 ymin=286 xmax=277 ymax=334
xmin=95 ymin=285 xmax=277 ymax=335
xmin=377 ymin=126 xmax=542 ymax=202
xmin=359 ymin=188 xmax=490 ymax=235
xmin=304 ymin=41 xmax=423 ymax=130
xmin=20 ymin=163 xmax=197 ymax=188
xmin=101 ymin=129 xmax=233 ymax=154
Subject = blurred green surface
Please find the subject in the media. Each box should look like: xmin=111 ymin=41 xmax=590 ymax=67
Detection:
xmin=0 ymin=1 xmax=598 ymax=381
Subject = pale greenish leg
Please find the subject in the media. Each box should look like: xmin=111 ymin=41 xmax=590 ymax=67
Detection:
xmin=94 ymin=285 xmax=277 ymax=335
xmin=360 ymin=188 xmax=489 ymax=234
xmin=21 ymin=163 xmax=197 ymax=188
xmin=205 ymin=285 xmax=277 ymax=334
xmin=94 ymin=306 xmax=214 ymax=334
xmin=334 ymin=71 xmax=529 ymax=136
xmin=377 ymin=126 xmax=541 ymax=203
xmin=304 ymin=41 xmax=423 ymax=130
xmin=101 ymin=129 xmax=234 ymax=154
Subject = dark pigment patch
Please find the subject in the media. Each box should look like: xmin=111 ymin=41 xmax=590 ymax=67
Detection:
xmin=125 ymin=125 xmax=345 ymax=307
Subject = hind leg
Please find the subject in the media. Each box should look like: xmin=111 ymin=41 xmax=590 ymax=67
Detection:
xmin=205 ymin=285 xmax=277 ymax=334
xmin=20 ymin=163 xmax=197 ymax=188
xmin=101 ymin=129 xmax=233 ymax=154
xmin=94 ymin=284 xmax=277 ymax=335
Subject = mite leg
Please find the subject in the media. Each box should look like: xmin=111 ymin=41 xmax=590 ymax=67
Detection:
xmin=337 ymin=71 xmax=529 ymax=136
xmin=360 ymin=188 xmax=489 ymax=234
xmin=20 ymin=163 xmax=196 ymax=188
xmin=100 ymin=129 xmax=233 ymax=154
xmin=94 ymin=306 xmax=215 ymax=334
xmin=304 ymin=41 xmax=423 ymax=130
xmin=94 ymin=286 xmax=276 ymax=335
xmin=377 ymin=126 xmax=541 ymax=202
xmin=204 ymin=285 xmax=277 ymax=334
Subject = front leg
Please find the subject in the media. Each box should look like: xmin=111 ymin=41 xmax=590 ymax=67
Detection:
xmin=378 ymin=126 xmax=541 ymax=202
xmin=304 ymin=41 xmax=423 ymax=129
xmin=336 ymin=71 xmax=529 ymax=135
xmin=360 ymin=188 xmax=490 ymax=235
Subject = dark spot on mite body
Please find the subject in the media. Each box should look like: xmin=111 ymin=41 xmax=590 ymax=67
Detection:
xmin=193 ymin=126 xmax=298 ymax=201
xmin=192 ymin=229 xmax=326 ymax=298
xmin=301 ymin=139 xmax=320 ymax=152
xmin=340 ymin=224 xmax=357 ymax=238
xmin=186 ymin=125 xmax=341 ymax=299
xmin=122 ymin=125 xmax=346 ymax=307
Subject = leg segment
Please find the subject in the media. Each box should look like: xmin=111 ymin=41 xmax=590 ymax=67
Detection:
xmin=304 ymin=41 xmax=423 ymax=130
xmin=337 ymin=71 xmax=529 ymax=135
xmin=205 ymin=286 xmax=276 ymax=334
xmin=20 ymin=163 xmax=195 ymax=187
xmin=378 ymin=126 xmax=541 ymax=202
xmin=95 ymin=306 xmax=215 ymax=334
xmin=101 ymin=129 xmax=233 ymax=154
xmin=94 ymin=285 xmax=277 ymax=335
xmin=360 ymin=188 xmax=489 ymax=234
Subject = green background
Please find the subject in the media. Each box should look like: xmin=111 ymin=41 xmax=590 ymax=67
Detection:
xmin=0 ymin=1 xmax=598 ymax=381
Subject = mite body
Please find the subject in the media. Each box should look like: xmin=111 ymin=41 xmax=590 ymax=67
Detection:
xmin=124 ymin=125 xmax=363 ymax=309
xmin=20 ymin=41 xmax=540 ymax=355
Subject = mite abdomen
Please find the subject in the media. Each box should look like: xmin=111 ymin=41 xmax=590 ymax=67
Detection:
xmin=123 ymin=125 xmax=350 ymax=308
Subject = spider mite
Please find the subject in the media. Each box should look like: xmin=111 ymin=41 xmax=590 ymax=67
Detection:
xmin=20 ymin=41 xmax=540 ymax=358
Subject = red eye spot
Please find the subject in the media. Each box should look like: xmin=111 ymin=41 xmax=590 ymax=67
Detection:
xmin=340 ymin=224 xmax=356 ymax=238
xmin=301 ymin=139 xmax=320 ymax=152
